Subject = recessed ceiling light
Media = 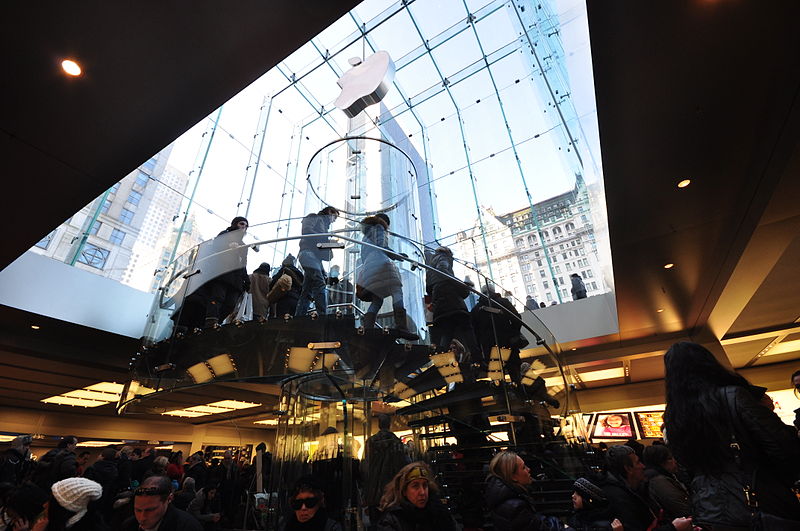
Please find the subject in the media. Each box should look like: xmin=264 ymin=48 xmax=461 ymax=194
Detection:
xmin=677 ymin=179 xmax=691 ymax=188
xmin=571 ymin=347 xmax=577 ymax=351
xmin=663 ymin=263 xmax=674 ymax=269
xmin=30 ymin=325 xmax=40 ymax=330
xmin=61 ymin=59 xmax=82 ymax=76
xmin=656 ymin=308 xmax=664 ymax=313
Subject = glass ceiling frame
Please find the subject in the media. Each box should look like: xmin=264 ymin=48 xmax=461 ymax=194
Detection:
xmin=261 ymin=0 xmax=596 ymax=302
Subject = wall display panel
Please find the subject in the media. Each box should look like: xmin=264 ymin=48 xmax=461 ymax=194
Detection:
xmin=592 ymin=412 xmax=633 ymax=439
xmin=635 ymin=411 xmax=664 ymax=439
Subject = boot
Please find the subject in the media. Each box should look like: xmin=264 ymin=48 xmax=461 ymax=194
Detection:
xmin=362 ymin=312 xmax=377 ymax=330
xmin=204 ymin=317 xmax=219 ymax=329
xmin=392 ymin=308 xmax=419 ymax=341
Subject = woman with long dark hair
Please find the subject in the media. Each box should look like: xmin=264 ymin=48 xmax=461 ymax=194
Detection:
xmin=663 ymin=341 xmax=800 ymax=529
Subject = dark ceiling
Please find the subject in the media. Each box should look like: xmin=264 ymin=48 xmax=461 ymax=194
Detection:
xmin=2 ymin=0 xmax=800 ymax=419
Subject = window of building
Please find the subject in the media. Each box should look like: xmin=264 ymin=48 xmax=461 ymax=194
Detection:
xmin=590 ymin=282 xmax=598 ymax=290
xmin=537 ymin=260 xmax=542 ymax=267
xmin=110 ymin=182 xmax=120 ymax=194
xmin=540 ymin=270 xmax=546 ymax=278
xmin=587 ymin=270 xmax=594 ymax=278
xmin=553 ymin=226 xmax=562 ymax=236
xmin=581 ymin=270 xmax=588 ymax=279
xmin=89 ymin=220 xmax=101 ymax=235
xmin=558 ymin=277 xmax=564 ymax=285
xmin=127 ymin=190 xmax=142 ymax=205
xmin=100 ymin=199 xmax=112 ymax=215
xmin=566 ymin=222 xmax=575 ymax=231
xmin=527 ymin=235 xmax=536 ymax=245
xmin=546 ymin=292 xmax=553 ymax=301
xmin=134 ymin=170 xmax=150 ymax=189
xmin=559 ymin=244 xmax=565 ymax=250
xmin=581 ymin=215 xmax=588 ymax=223
xmin=526 ymin=284 xmax=534 ymax=294
xmin=142 ymin=157 xmax=158 ymax=173
xmin=516 ymin=238 xmax=523 ymax=248
xmin=555 ymin=265 xmax=561 ymax=274
xmin=77 ymin=243 xmax=110 ymax=269
xmin=35 ymin=230 xmax=56 ymax=250
xmin=110 ymin=229 xmax=126 ymax=245
xmin=561 ymin=289 xmax=568 ymax=298
xmin=534 ymin=251 xmax=540 ymax=257
xmin=119 ymin=208 xmax=134 ymax=225
xmin=543 ymin=280 xmax=549 ymax=289
xmin=565 ymin=263 xmax=572 ymax=271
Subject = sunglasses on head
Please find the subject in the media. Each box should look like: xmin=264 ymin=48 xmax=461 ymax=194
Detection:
xmin=290 ymin=497 xmax=320 ymax=510
xmin=135 ymin=486 xmax=170 ymax=497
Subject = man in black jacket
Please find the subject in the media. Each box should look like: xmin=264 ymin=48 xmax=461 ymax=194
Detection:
xmin=185 ymin=452 xmax=208 ymax=491
xmin=295 ymin=206 xmax=339 ymax=317
xmin=84 ymin=446 xmax=120 ymax=522
xmin=601 ymin=445 xmax=693 ymax=531
xmin=32 ymin=435 xmax=78 ymax=489
xmin=471 ymin=284 xmax=526 ymax=380
xmin=0 ymin=434 xmax=32 ymax=485
xmin=425 ymin=246 xmax=479 ymax=360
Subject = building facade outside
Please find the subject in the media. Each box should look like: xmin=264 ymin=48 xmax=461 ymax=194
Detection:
xmin=29 ymin=146 xmax=187 ymax=290
xmin=454 ymin=174 xmax=607 ymax=306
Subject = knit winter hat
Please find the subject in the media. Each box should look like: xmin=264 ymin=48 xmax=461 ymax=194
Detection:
xmin=282 ymin=254 xmax=296 ymax=266
xmin=573 ymin=477 xmax=606 ymax=505
xmin=51 ymin=477 xmax=102 ymax=527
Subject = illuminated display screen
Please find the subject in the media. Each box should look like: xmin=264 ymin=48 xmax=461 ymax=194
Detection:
xmin=592 ymin=412 xmax=634 ymax=439
xmin=635 ymin=411 xmax=664 ymax=439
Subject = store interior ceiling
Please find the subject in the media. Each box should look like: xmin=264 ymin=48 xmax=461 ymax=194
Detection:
xmin=1 ymin=1 xmax=800 ymax=427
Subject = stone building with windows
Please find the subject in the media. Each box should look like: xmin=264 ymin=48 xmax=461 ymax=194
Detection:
xmin=454 ymin=175 xmax=607 ymax=306
xmin=29 ymin=147 xmax=175 ymax=285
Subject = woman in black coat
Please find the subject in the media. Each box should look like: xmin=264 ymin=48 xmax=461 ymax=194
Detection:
xmin=664 ymin=341 xmax=800 ymax=529
xmin=425 ymin=246 xmax=479 ymax=359
xmin=377 ymin=462 xmax=456 ymax=531
xmin=485 ymin=451 xmax=563 ymax=531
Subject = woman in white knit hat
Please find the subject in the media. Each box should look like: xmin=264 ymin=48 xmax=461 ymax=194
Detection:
xmin=48 ymin=477 xmax=107 ymax=530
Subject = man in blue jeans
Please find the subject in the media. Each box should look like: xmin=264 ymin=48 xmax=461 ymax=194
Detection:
xmin=295 ymin=206 xmax=339 ymax=316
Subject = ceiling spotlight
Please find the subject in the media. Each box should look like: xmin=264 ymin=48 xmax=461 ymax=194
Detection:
xmin=656 ymin=308 xmax=664 ymax=313
xmin=663 ymin=263 xmax=674 ymax=269
xmin=61 ymin=59 xmax=82 ymax=76
xmin=677 ymin=179 xmax=691 ymax=188
xmin=30 ymin=325 xmax=40 ymax=330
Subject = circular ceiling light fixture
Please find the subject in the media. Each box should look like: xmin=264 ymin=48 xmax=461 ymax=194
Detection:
xmin=61 ymin=59 xmax=82 ymax=76
xmin=677 ymin=179 xmax=691 ymax=188
xmin=656 ymin=308 xmax=664 ymax=313
xmin=663 ymin=263 xmax=674 ymax=269
xmin=31 ymin=325 xmax=41 ymax=330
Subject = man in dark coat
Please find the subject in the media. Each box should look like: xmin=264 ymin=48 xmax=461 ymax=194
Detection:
xmin=270 ymin=254 xmax=304 ymax=319
xmin=32 ymin=435 xmax=78 ymax=490
xmin=132 ymin=446 xmax=155 ymax=485
xmin=0 ymin=434 xmax=32 ymax=485
xmin=295 ymin=206 xmax=339 ymax=316
xmin=425 ymin=246 xmax=479 ymax=360
xmin=600 ymin=445 xmax=693 ymax=531
xmin=570 ymin=273 xmax=587 ymax=300
xmin=84 ymin=446 xmax=120 ymax=522
xmin=362 ymin=414 xmax=409 ymax=529
xmin=122 ymin=475 xmax=202 ymax=531
xmin=185 ymin=452 xmax=208 ymax=491
xmin=470 ymin=284 xmax=526 ymax=379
